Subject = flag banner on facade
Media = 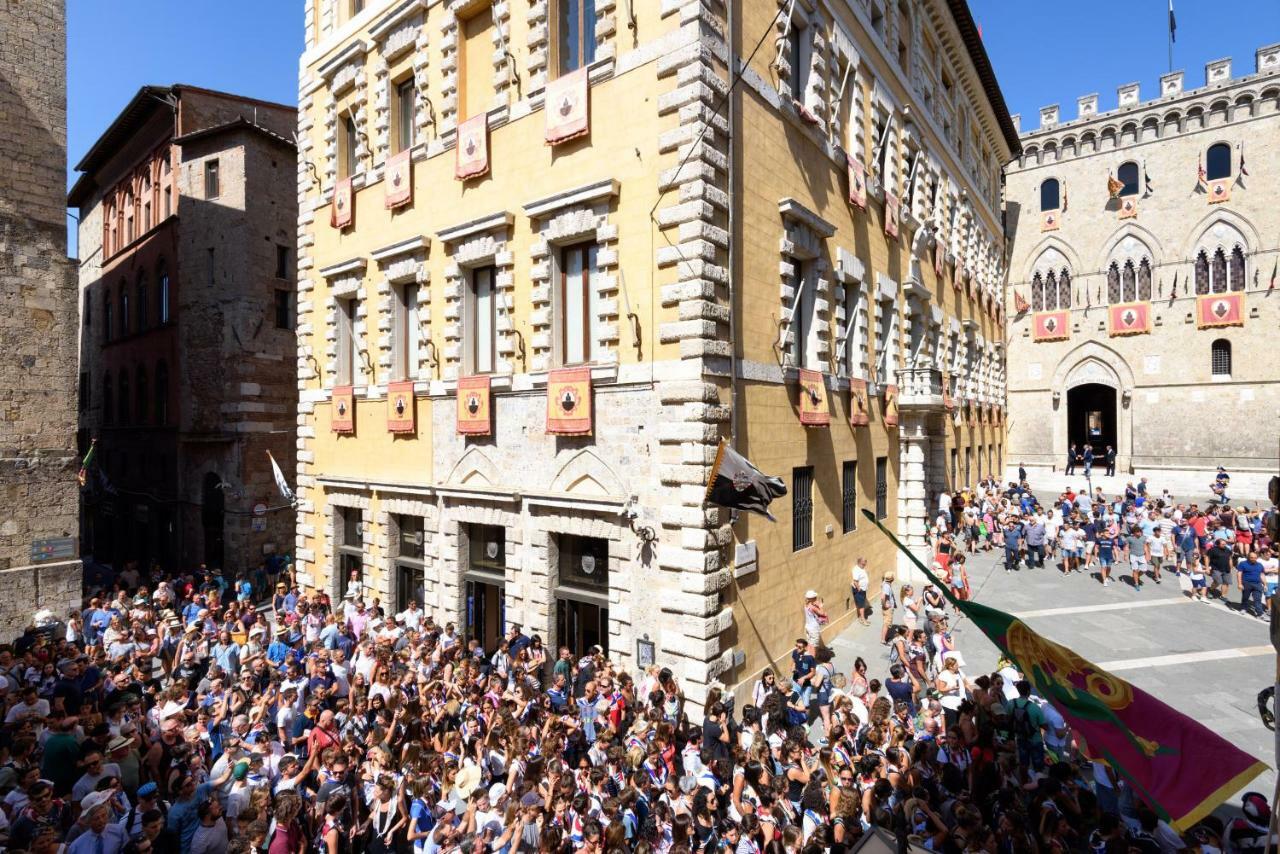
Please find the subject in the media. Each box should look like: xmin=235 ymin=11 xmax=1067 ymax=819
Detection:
xmin=384 ymin=149 xmax=413 ymax=209
xmin=849 ymin=378 xmax=871 ymax=426
xmin=1196 ymin=292 xmax=1244 ymax=329
xmin=704 ymin=441 xmax=787 ymax=520
xmin=797 ymin=368 xmax=829 ymax=426
xmin=882 ymin=384 xmax=899 ymax=427
xmin=1014 ymin=291 xmax=1029 ymax=313
xmin=1040 ymin=209 xmax=1060 ymax=232
xmin=1106 ymin=174 xmax=1124 ymax=198
xmin=546 ymin=366 xmax=593 ymax=435
xmin=860 ymin=508 xmax=1265 ymax=832
xmin=331 ymin=177 xmax=354 ymax=229
xmin=883 ymin=192 xmax=900 ymax=239
xmin=1207 ymin=178 xmax=1231 ymax=204
xmin=1032 ymin=310 xmax=1069 ymax=342
xmin=545 ymin=67 xmax=590 ymax=145
xmin=846 ymin=155 xmax=867 ymax=210
xmin=934 ymin=234 xmax=946 ymax=277
xmin=77 ymin=440 xmax=97 ymax=488
xmin=386 ymin=380 xmax=416 ymax=433
xmin=266 ymin=450 xmax=294 ymax=504
xmin=967 ymin=400 xmax=978 ymax=427
xmin=331 ymin=385 xmax=355 ymax=433
xmin=1109 ymin=301 xmax=1152 ymax=336
xmin=1118 ymin=196 xmax=1138 ymax=219
xmin=942 ymin=375 xmax=956 ymax=412
xmin=956 ymin=261 xmax=967 ymax=287
xmin=456 ymin=374 xmax=492 ymax=436
xmin=455 ymin=113 xmax=489 ymax=180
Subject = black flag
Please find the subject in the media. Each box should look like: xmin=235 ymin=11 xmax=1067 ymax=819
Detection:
xmin=705 ymin=441 xmax=787 ymax=520
xmin=1169 ymin=0 xmax=1176 ymax=42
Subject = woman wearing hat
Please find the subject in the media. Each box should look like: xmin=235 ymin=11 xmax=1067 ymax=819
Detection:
xmin=802 ymin=592 xmax=828 ymax=646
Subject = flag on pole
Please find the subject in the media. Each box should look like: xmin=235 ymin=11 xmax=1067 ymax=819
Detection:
xmin=861 ymin=509 xmax=1266 ymax=832
xmin=76 ymin=440 xmax=96 ymax=486
xmin=1106 ymin=174 xmax=1124 ymax=198
xmin=705 ymin=441 xmax=787 ymax=520
xmin=1143 ymin=162 xmax=1153 ymax=196
xmin=1197 ymin=155 xmax=1206 ymax=189
xmin=1270 ymin=262 xmax=1276 ymax=291
xmin=1168 ymin=0 xmax=1176 ymax=42
xmin=267 ymin=451 xmax=295 ymax=505
xmin=1171 ymin=272 xmax=1178 ymax=299
xmin=1061 ymin=180 xmax=1068 ymax=212
xmin=1014 ymin=291 xmax=1029 ymax=313
xmin=1238 ymin=143 xmax=1249 ymax=179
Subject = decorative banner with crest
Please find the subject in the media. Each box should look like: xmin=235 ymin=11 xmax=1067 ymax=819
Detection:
xmin=545 ymin=67 xmax=590 ymax=145
xmin=1207 ymin=178 xmax=1231 ymax=204
xmin=386 ymin=380 xmax=415 ymax=433
xmin=797 ymin=369 xmax=829 ymax=427
xmin=883 ymin=192 xmax=900 ymax=239
xmin=849 ymin=378 xmax=871 ymax=427
xmin=1196 ymin=292 xmax=1244 ymax=329
xmin=1118 ymin=196 xmax=1138 ymax=219
xmin=331 ymin=177 xmax=354 ymax=229
xmin=455 ymin=113 xmax=489 ymax=180
xmin=934 ymin=235 xmax=946 ymax=278
xmin=384 ymin=150 xmax=413 ymax=209
xmin=456 ymin=375 xmax=492 ymax=436
xmin=1041 ymin=209 xmax=1060 ymax=232
xmin=847 ymin=156 xmax=867 ymax=210
xmin=546 ymin=367 xmax=593 ymax=436
xmin=331 ymin=386 xmax=355 ymax=433
xmin=882 ymin=384 xmax=899 ymax=428
xmin=1108 ymin=301 xmax=1152 ymax=336
xmin=1032 ymin=310 xmax=1070 ymax=342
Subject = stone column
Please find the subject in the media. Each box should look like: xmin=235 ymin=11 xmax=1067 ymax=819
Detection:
xmin=896 ymin=413 xmax=932 ymax=581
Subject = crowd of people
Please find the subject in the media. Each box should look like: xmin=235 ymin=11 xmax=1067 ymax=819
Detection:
xmin=0 ymin=470 xmax=1275 ymax=854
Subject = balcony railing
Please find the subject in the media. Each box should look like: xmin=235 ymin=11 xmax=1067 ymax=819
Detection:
xmin=896 ymin=366 xmax=946 ymax=410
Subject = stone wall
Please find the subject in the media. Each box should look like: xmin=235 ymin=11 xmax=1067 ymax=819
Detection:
xmin=0 ymin=0 xmax=83 ymax=614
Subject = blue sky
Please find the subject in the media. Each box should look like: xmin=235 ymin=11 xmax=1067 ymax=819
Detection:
xmin=66 ymin=1 xmax=1277 ymax=245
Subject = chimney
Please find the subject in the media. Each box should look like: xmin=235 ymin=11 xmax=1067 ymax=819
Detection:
xmin=1160 ymin=71 xmax=1184 ymax=97
xmin=1077 ymin=93 xmax=1098 ymax=120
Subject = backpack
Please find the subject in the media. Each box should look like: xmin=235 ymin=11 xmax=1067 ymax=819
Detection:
xmin=1011 ymin=699 xmax=1037 ymax=741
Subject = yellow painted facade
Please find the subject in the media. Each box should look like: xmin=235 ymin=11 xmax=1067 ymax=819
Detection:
xmin=293 ymin=0 xmax=1015 ymax=709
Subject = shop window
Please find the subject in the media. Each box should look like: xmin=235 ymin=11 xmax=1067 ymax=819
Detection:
xmin=792 ymin=466 xmax=813 ymax=551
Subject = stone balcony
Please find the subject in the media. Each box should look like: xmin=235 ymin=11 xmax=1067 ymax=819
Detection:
xmin=896 ymin=366 xmax=946 ymax=411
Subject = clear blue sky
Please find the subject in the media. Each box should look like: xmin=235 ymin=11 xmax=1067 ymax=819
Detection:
xmin=66 ymin=1 xmax=1277 ymax=245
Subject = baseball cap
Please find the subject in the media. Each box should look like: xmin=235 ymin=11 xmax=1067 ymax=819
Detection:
xmin=137 ymin=782 xmax=158 ymax=798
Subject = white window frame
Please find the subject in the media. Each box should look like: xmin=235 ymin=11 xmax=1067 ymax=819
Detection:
xmin=465 ymin=265 xmax=498 ymax=375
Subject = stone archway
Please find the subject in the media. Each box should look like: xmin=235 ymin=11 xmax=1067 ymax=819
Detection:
xmin=1051 ymin=342 xmax=1135 ymax=472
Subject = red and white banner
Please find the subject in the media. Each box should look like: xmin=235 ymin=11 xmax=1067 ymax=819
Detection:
xmin=1207 ymin=178 xmax=1231 ymax=204
xmin=546 ymin=367 xmax=593 ymax=436
xmin=883 ymin=192 xmax=900 ymax=239
xmin=455 ymin=113 xmax=489 ymax=180
xmin=384 ymin=149 xmax=413 ymax=209
xmin=386 ymin=381 xmax=415 ymax=433
xmin=797 ymin=369 xmax=829 ymax=427
xmin=331 ymin=177 xmax=354 ymax=229
xmin=456 ymin=375 xmax=492 ymax=436
xmin=1118 ymin=196 xmax=1138 ymax=219
xmin=545 ymin=68 xmax=590 ymax=145
xmin=849 ymin=378 xmax=870 ymax=427
xmin=331 ymin=386 xmax=355 ymax=433
xmin=1196 ymin=292 xmax=1244 ymax=329
xmin=1032 ymin=310 xmax=1070 ymax=342
xmin=934 ymin=234 xmax=946 ymax=277
xmin=1041 ymin=209 xmax=1060 ymax=231
xmin=1108 ymin=301 xmax=1152 ymax=336
xmin=847 ymin=156 xmax=867 ymax=210
xmin=882 ymin=384 xmax=899 ymax=428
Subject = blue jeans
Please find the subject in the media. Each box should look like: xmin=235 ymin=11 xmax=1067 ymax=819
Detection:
xmin=1005 ymin=547 xmax=1021 ymax=570
xmin=1242 ymin=580 xmax=1264 ymax=616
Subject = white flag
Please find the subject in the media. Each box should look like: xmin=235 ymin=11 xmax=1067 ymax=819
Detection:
xmin=267 ymin=451 xmax=295 ymax=504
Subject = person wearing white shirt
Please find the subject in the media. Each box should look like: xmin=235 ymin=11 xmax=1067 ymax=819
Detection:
xmin=850 ymin=558 xmax=871 ymax=626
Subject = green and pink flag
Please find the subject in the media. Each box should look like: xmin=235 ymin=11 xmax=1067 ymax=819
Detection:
xmin=864 ymin=510 xmax=1266 ymax=830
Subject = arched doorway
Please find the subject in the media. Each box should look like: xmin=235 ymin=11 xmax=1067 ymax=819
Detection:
xmin=1067 ymin=384 xmax=1116 ymax=452
xmin=202 ymin=472 xmax=225 ymax=569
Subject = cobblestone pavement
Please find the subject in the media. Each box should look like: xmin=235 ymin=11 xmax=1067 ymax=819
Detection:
xmin=825 ymin=532 xmax=1276 ymax=807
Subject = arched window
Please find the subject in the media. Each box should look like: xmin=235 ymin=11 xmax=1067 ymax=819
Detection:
xmin=103 ymin=373 xmax=113 ymax=424
xmin=1044 ymin=271 xmax=1058 ymax=310
xmin=135 ymin=365 xmax=149 ymax=424
xmin=1040 ymin=178 xmax=1060 ymax=212
xmin=1211 ymin=248 xmax=1227 ymax=294
xmin=1206 ymin=143 xmax=1231 ymax=181
xmin=1058 ymin=270 xmax=1072 ymax=309
xmin=1117 ymin=161 xmax=1140 ymax=196
xmin=118 ymin=370 xmax=130 ymax=425
xmin=1107 ymin=263 xmax=1121 ymax=304
xmin=1211 ymin=339 xmax=1232 ymax=377
xmin=158 ymin=262 xmax=171 ymax=324
xmin=1137 ymin=258 xmax=1152 ymax=301
xmin=1195 ymin=251 xmax=1210 ymax=295
xmin=1122 ymin=260 xmax=1136 ymax=302
xmin=136 ymin=273 xmax=148 ymax=332
xmin=1230 ymin=246 xmax=1246 ymax=291
xmin=155 ymin=361 xmax=169 ymax=426
xmin=1031 ymin=273 xmax=1044 ymax=311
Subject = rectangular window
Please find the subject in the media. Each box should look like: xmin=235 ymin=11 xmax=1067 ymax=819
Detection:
xmin=336 ymin=507 xmax=364 ymax=599
xmin=467 ymin=266 xmax=497 ymax=374
xmin=392 ymin=282 xmax=420 ymax=380
xmin=557 ymin=0 xmax=597 ymax=75
xmin=559 ymin=243 xmax=600 ymax=365
xmin=143 ymin=202 xmax=151 ymax=231
xmin=274 ymin=289 xmax=293 ymax=330
xmin=875 ymin=456 xmax=888 ymax=520
xmin=460 ymin=5 xmax=495 ymax=120
xmin=163 ymin=187 xmax=171 ymax=218
xmin=395 ymin=78 xmax=416 ymax=153
xmin=557 ymin=534 xmax=608 ymax=590
xmin=790 ymin=256 xmax=814 ymax=368
xmin=468 ymin=524 xmax=506 ymax=573
xmin=159 ymin=272 xmax=170 ymax=324
xmin=204 ymin=159 xmax=220 ymax=198
xmin=964 ymin=447 xmax=972 ymax=489
xmin=792 ymin=466 xmax=814 ymax=551
xmin=950 ymin=448 xmax=958 ymax=489
xmin=788 ymin=21 xmax=811 ymax=101
xmin=276 ymin=244 xmax=290 ymax=279
xmin=104 ymin=295 xmax=113 ymax=341
xmin=84 ymin=290 xmax=92 ymax=330
xmin=341 ymin=116 xmax=359 ymax=178
xmin=126 ymin=213 xmax=134 ymax=244
xmin=336 ymin=297 xmax=357 ymax=385
xmin=841 ymin=460 xmax=857 ymax=533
